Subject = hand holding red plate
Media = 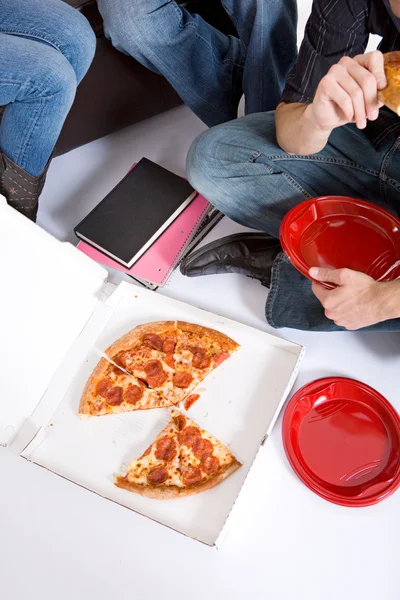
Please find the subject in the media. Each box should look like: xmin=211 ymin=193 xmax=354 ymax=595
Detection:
xmin=310 ymin=266 xmax=400 ymax=329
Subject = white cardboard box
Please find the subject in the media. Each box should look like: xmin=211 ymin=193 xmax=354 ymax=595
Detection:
xmin=0 ymin=198 xmax=304 ymax=547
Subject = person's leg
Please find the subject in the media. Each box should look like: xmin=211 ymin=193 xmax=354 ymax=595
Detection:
xmin=187 ymin=112 xmax=393 ymax=236
xmin=186 ymin=112 xmax=400 ymax=331
xmin=0 ymin=0 xmax=95 ymax=220
xmin=97 ymin=0 xmax=246 ymax=126
xmin=221 ymin=0 xmax=298 ymax=113
xmin=0 ymin=0 xmax=96 ymax=85
xmin=0 ymin=0 xmax=96 ymax=176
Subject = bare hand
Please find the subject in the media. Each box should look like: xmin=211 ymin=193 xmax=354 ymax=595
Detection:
xmin=310 ymin=267 xmax=400 ymax=330
xmin=307 ymin=51 xmax=387 ymax=133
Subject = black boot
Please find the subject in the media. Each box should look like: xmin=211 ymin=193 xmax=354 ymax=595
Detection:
xmin=0 ymin=153 xmax=51 ymax=222
xmin=180 ymin=232 xmax=282 ymax=288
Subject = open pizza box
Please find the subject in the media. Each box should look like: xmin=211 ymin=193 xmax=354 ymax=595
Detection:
xmin=0 ymin=197 xmax=304 ymax=548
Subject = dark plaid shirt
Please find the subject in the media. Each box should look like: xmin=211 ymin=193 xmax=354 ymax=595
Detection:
xmin=282 ymin=0 xmax=400 ymax=147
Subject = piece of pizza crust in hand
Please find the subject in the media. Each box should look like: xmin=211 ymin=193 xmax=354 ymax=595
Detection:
xmin=79 ymin=321 xmax=239 ymax=417
xmin=378 ymin=51 xmax=400 ymax=116
xmin=115 ymin=410 xmax=241 ymax=499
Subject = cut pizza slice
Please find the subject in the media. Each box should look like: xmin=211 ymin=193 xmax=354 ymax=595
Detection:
xmin=79 ymin=321 xmax=239 ymax=417
xmin=172 ymin=321 xmax=239 ymax=402
xmin=115 ymin=410 xmax=241 ymax=498
xmin=79 ymin=359 xmax=175 ymax=417
xmin=378 ymin=51 xmax=400 ymax=116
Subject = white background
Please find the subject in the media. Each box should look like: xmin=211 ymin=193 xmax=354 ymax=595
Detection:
xmin=1 ymin=2 xmax=398 ymax=599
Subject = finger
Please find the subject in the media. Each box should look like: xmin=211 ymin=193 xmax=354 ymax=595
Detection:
xmin=333 ymin=63 xmax=367 ymax=128
xmin=355 ymin=50 xmax=386 ymax=90
xmin=344 ymin=58 xmax=381 ymax=120
xmin=309 ymin=267 xmax=352 ymax=286
xmin=317 ymin=74 xmax=355 ymax=122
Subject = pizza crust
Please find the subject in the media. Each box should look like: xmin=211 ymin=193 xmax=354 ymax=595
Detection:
xmin=176 ymin=321 xmax=239 ymax=353
xmin=79 ymin=356 xmax=115 ymax=417
xmin=105 ymin=321 xmax=178 ymax=357
xmin=115 ymin=460 xmax=242 ymax=499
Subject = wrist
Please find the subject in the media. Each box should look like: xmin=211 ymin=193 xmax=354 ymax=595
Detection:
xmin=304 ymin=103 xmax=333 ymax=135
xmin=378 ymin=280 xmax=400 ymax=321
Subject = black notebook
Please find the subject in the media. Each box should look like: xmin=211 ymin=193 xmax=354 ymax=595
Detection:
xmin=74 ymin=158 xmax=197 ymax=268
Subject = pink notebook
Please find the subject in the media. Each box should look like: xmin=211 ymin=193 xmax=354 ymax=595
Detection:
xmin=77 ymin=188 xmax=211 ymax=287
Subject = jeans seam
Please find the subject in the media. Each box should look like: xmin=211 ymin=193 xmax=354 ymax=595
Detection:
xmin=379 ymin=136 xmax=400 ymax=198
xmin=264 ymin=154 xmax=380 ymax=177
xmin=254 ymin=153 xmax=312 ymax=199
xmin=15 ymin=99 xmax=44 ymax=169
xmin=1 ymin=30 xmax=60 ymax=53
xmin=265 ymin=253 xmax=285 ymax=328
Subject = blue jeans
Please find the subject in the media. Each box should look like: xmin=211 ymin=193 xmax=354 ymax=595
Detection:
xmin=97 ymin=0 xmax=297 ymax=126
xmin=186 ymin=111 xmax=400 ymax=332
xmin=0 ymin=0 xmax=95 ymax=176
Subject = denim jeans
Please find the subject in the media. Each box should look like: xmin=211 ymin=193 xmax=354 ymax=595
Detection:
xmin=0 ymin=0 xmax=95 ymax=176
xmin=186 ymin=111 xmax=400 ymax=332
xmin=97 ymin=0 xmax=297 ymax=127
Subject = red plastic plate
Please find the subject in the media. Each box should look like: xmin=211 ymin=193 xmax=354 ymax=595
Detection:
xmin=280 ymin=196 xmax=400 ymax=289
xmin=282 ymin=377 xmax=400 ymax=507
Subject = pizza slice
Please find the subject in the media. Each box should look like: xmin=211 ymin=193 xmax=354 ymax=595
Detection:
xmin=115 ymin=410 xmax=241 ymax=498
xmin=79 ymin=359 xmax=174 ymax=418
xmin=378 ymin=51 xmax=400 ymax=116
xmin=79 ymin=321 xmax=239 ymax=417
xmin=172 ymin=321 xmax=239 ymax=402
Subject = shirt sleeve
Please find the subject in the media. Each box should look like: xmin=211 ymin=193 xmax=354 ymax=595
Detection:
xmin=281 ymin=0 xmax=370 ymax=104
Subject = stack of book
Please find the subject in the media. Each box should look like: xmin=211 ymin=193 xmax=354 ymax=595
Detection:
xmin=75 ymin=158 xmax=222 ymax=289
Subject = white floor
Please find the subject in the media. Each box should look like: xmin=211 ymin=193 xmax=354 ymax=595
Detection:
xmin=1 ymin=3 xmax=398 ymax=599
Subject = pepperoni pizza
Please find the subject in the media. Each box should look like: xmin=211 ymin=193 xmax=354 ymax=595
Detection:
xmin=115 ymin=410 xmax=241 ymax=498
xmin=79 ymin=321 xmax=239 ymax=417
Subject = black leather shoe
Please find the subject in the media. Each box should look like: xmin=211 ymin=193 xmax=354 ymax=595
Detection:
xmin=180 ymin=232 xmax=282 ymax=288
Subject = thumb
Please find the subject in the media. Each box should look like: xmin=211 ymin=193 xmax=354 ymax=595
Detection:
xmin=309 ymin=267 xmax=346 ymax=285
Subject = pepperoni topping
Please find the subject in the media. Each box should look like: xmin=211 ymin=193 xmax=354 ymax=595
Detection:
xmin=182 ymin=466 xmax=203 ymax=486
xmin=173 ymin=371 xmax=193 ymax=389
xmin=124 ymin=383 xmax=144 ymax=405
xmin=184 ymin=393 xmax=200 ymax=411
xmin=179 ymin=426 xmax=201 ymax=447
xmin=192 ymin=437 xmax=213 ymax=460
xmin=140 ymin=445 xmax=152 ymax=458
xmin=200 ymin=455 xmax=220 ymax=476
xmin=147 ymin=466 xmax=168 ymax=485
xmin=162 ymin=337 xmax=176 ymax=353
xmin=155 ymin=436 xmax=177 ymax=462
xmin=144 ymin=360 xmax=167 ymax=388
xmin=115 ymin=353 xmax=128 ymax=369
xmin=164 ymin=353 xmax=175 ymax=369
xmin=96 ymin=377 xmax=113 ymax=397
xmin=189 ymin=346 xmax=211 ymax=369
xmin=106 ymin=386 xmax=123 ymax=406
xmin=174 ymin=414 xmax=186 ymax=431
xmin=142 ymin=333 xmax=163 ymax=351
xmin=213 ymin=351 xmax=230 ymax=366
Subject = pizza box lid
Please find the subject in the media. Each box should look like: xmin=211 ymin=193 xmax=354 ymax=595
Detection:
xmin=0 ymin=197 xmax=107 ymax=446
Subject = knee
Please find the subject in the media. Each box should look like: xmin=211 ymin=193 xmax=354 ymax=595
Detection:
xmin=38 ymin=48 xmax=77 ymax=106
xmin=186 ymin=127 xmax=225 ymax=198
xmin=98 ymin=0 xmax=166 ymax=56
xmin=61 ymin=10 xmax=96 ymax=83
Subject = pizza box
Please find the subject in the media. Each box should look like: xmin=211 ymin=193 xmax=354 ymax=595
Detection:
xmin=0 ymin=197 xmax=304 ymax=547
